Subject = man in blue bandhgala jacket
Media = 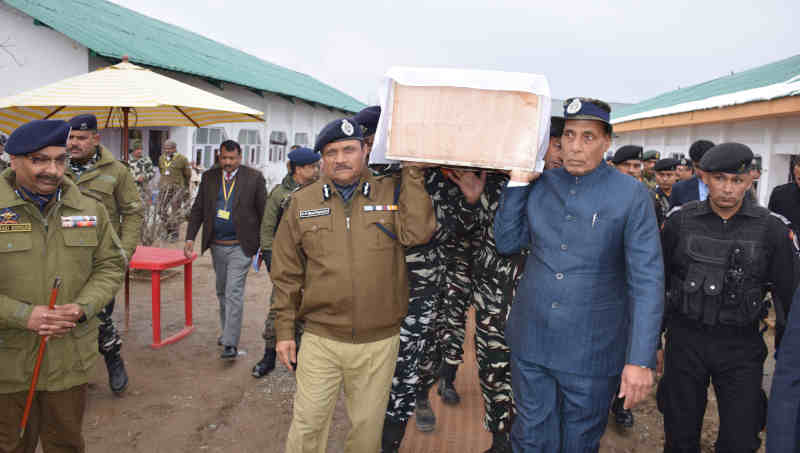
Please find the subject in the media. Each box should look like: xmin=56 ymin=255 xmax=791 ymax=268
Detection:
xmin=494 ymin=97 xmax=664 ymax=452
xmin=767 ymin=286 xmax=800 ymax=453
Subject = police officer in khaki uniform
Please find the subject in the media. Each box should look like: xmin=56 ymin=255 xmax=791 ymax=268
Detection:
xmin=0 ymin=119 xmax=126 ymax=453
xmin=65 ymin=114 xmax=143 ymax=395
xmin=158 ymin=140 xmax=191 ymax=240
xmin=271 ymin=118 xmax=435 ymax=453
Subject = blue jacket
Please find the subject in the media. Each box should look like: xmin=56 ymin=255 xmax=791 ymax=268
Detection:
xmin=767 ymin=287 xmax=800 ymax=453
xmin=494 ymin=162 xmax=664 ymax=376
xmin=669 ymin=176 xmax=701 ymax=207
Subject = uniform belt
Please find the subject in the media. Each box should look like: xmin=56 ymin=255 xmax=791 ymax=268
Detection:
xmin=213 ymin=239 xmax=240 ymax=246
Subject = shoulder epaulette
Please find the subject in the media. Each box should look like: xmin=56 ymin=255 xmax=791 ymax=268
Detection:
xmin=769 ymin=211 xmax=792 ymax=226
xmin=665 ymin=205 xmax=683 ymax=219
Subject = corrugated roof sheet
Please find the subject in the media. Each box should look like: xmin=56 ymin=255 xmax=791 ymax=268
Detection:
xmin=612 ymin=54 xmax=800 ymax=123
xmin=4 ymin=0 xmax=366 ymax=113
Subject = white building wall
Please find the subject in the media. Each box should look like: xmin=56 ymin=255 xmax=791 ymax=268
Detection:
xmin=614 ymin=113 xmax=800 ymax=206
xmin=0 ymin=4 xmax=88 ymax=98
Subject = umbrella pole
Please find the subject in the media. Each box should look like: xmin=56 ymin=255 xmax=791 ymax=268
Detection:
xmin=122 ymin=107 xmax=130 ymax=162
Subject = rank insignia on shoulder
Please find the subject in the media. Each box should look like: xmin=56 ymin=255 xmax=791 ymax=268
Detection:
xmin=363 ymin=205 xmax=398 ymax=212
xmin=61 ymin=216 xmax=97 ymax=228
xmin=300 ymin=208 xmax=331 ymax=219
xmin=665 ymin=205 xmax=683 ymax=218
xmin=322 ymin=184 xmax=331 ymax=201
xmin=0 ymin=208 xmax=20 ymax=224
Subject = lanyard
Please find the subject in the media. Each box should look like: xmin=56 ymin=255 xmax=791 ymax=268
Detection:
xmin=163 ymin=155 xmax=174 ymax=169
xmin=222 ymin=176 xmax=236 ymax=208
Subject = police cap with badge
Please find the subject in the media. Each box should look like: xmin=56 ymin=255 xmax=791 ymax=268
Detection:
xmin=352 ymin=106 xmax=381 ymax=137
xmin=654 ymin=158 xmax=680 ymax=172
xmin=288 ymin=147 xmax=320 ymax=166
xmin=67 ymin=114 xmax=97 ymax=131
xmin=563 ymin=97 xmax=612 ymax=126
xmin=643 ymin=150 xmax=661 ymax=161
xmin=699 ymin=143 xmax=753 ymax=174
xmin=314 ymin=118 xmax=363 ymax=153
xmin=612 ymin=145 xmax=643 ymax=164
xmin=5 ymin=119 xmax=71 ymax=156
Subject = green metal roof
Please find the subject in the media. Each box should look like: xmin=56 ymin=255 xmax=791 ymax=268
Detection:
xmin=4 ymin=0 xmax=366 ymax=113
xmin=612 ymin=54 xmax=800 ymax=122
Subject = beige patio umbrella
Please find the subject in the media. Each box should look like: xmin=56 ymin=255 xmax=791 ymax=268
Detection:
xmin=0 ymin=57 xmax=264 ymax=160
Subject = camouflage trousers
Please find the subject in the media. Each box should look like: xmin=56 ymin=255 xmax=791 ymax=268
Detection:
xmin=262 ymin=290 xmax=305 ymax=349
xmin=98 ymin=298 xmax=122 ymax=358
xmin=385 ymin=245 xmax=443 ymax=425
xmin=439 ymin=240 xmax=476 ymax=367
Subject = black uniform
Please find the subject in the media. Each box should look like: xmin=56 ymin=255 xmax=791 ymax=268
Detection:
xmin=658 ymin=196 xmax=800 ymax=452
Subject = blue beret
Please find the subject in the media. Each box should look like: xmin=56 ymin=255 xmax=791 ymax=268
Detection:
xmin=288 ymin=147 xmax=320 ymax=166
xmin=654 ymin=158 xmax=680 ymax=172
xmin=352 ymin=106 xmax=381 ymax=136
xmin=563 ymin=97 xmax=611 ymax=124
xmin=67 ymin=114 xmax=97 ymax=131
xmin=612 ymin=145 xmax=643 ymax=164
xmin=5 ymin=120 xmax=71 ymax=156
xmin=314 ymin=118 xmax=363 ymax=152
xmin=699 ymin=143 xmax=753 ymax=174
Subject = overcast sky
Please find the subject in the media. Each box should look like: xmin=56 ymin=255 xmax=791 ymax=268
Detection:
xmin=112 ymin=0 xmax=798 ymax=107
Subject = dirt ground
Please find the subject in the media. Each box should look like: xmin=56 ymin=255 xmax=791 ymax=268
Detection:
xmin=81 ymin=236 xmax=772 ymax=453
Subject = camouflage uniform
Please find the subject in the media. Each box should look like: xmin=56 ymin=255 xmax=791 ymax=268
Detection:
xmin=0 ymin=158 xmax=8 ymax=173
xmin=129 ymin=155 xmax=155 ymax=195
xmin=651 ymin=186 xmax=671 ymax=227
xmin=444 ymin=172 xmax=524 ymax=434
xmin=385 ymin=169 xmax=462 ymax=425
xmin=642 ymin=174 xmax=658 ymax=190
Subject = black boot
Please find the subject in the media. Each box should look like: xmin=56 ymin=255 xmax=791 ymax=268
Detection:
xmin=611 ymin=396 xmax=634 ymax=428
xmin=437 ymin=363 xmax=461 ymax=405
xmin=380 ymin=419 xmax=407 ymax=453
xmin=414 ymin=388 xmax=436 ymax=432
xmin=252 ymin=348 xmax=277 ymax=378
xmin=105 ymin=354 xmax=129 ymax=395
xmin=484 ymin=431 xmax=512 ymax=453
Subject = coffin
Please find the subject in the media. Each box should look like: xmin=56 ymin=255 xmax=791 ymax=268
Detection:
xmin=371 ymin=67 xmax=551 ymax=172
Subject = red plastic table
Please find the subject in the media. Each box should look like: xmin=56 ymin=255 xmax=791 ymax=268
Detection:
xmin=124 ymin=246 xmax=198 ymax=349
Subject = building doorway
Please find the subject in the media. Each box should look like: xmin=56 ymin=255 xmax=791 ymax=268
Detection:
xmin=149 ymin=130 xmax=165 ymax=164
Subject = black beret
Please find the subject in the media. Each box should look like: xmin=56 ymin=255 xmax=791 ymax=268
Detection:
xmin=642 ymin=149 xmax=661 ymax=161
xmin=699 ymin=142 xmax=753 ymax=174
xmin=612 ymin=145 xmax=643 ymax=164
xmin=654 ymin=158 xmax=680 ymax=172
xmin=5 ymin=120 xmax=71 ymax=156
xmin=314 ymin=118 xmax=363 ymax=152
xmin=288 ymin=147 xmax=320 ymax=166
xmin=67 ymin=114 xmax=97 ymax=131
xmin=549 ymin=116 xmax=564 ymax=137
xmin=689 ymin=139 xmax=715 ymax=162
xmin=352 ymin=106 xmax=381 ymax=136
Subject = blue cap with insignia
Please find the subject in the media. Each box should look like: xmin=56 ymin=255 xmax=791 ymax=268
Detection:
xmin=67 ymin=114 xmax=97 ymax=131
xmin=288 ymin=147 xmax=320 ymax=166
xmin=699 ymin=143 xmax=753 ymax=174
xmin=563 ymin=97 xmax=611 ymax=124
xmin=5 ymin=120 xmax=71 ymax=156
xmin=314 ymin=118 xmax=363 ymax=152
xmin=352 ymin=106 xmax=381 ymax=136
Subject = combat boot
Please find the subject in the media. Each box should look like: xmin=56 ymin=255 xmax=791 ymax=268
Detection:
xmin=484 ymin=431 xmax=512 ymax=453
xmin=380 ymin=419 xmax=407 ymax=453
xmin=105 ymin=354 xmax=129 ymax=395
xmin=252 ymin=347 xmax=276 ymax=378
xmin=414 ymin=388 xmax=436 ymax=432
xmin=611 ymin=396 xmax=634 ymax=428
xmin=437 ymin=363 xmax=461 ymax=405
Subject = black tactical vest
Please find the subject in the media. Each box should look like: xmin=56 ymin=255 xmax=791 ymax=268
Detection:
xmin=666 ymin=201 xmax=772 ymax=326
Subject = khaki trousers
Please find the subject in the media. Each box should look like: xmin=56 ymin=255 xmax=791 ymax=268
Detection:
xmin=286 ymin=332 xmax=400 ymax=453
xmin=0 ymin=385 xmax=87 ymax=453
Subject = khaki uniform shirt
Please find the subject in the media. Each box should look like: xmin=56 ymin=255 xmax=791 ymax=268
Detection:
xmin=0 ymin=173 xmax=126 ymax=393
xmin=271 ymin=167 xmax=435 ymax=344
xmin=158 ymin=152 xmax=191 ymax=189
xmin=65 ymin=146 xmax=144 ymax=260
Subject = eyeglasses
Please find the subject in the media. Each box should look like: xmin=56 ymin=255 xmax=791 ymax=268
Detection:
xmin=26 ymin=155 xmax=69 ymax=167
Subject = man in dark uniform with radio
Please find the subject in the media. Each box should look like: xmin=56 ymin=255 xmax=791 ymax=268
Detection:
xmin=658 ymin=142 xmax=800 ymax=452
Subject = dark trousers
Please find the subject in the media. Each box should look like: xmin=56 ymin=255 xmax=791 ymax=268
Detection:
xmin=510 ymin=355 xmax=617 ymax=453
xmin=0 ymin=385 xmax=87 ymax=453
xmin=658 ymin=322 xmax=767 ymax=453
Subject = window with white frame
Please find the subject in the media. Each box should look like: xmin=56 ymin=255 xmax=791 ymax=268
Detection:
xmin=238 ymin=129 xmax=263 ymax=166
xmin=294 ymin=132 xmax=309 ymax=148
xmin=193 ymin=127 xmax=227 ymax=168
xmin=269 ymin=131 xmax=288 ymax=162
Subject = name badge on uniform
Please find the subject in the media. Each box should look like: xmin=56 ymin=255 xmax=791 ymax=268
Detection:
xmin=216 ymin=209 xmax=231 ymax=220
xmin=61 ymin=216 xmax=97 ymax=228
xmin=299 ymin=208 xmax=331 ymax=219
xmin=164 ymin=170 xmax=171 ymax=176
xmin=363 ymin=205 xmax=398 ymax=212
